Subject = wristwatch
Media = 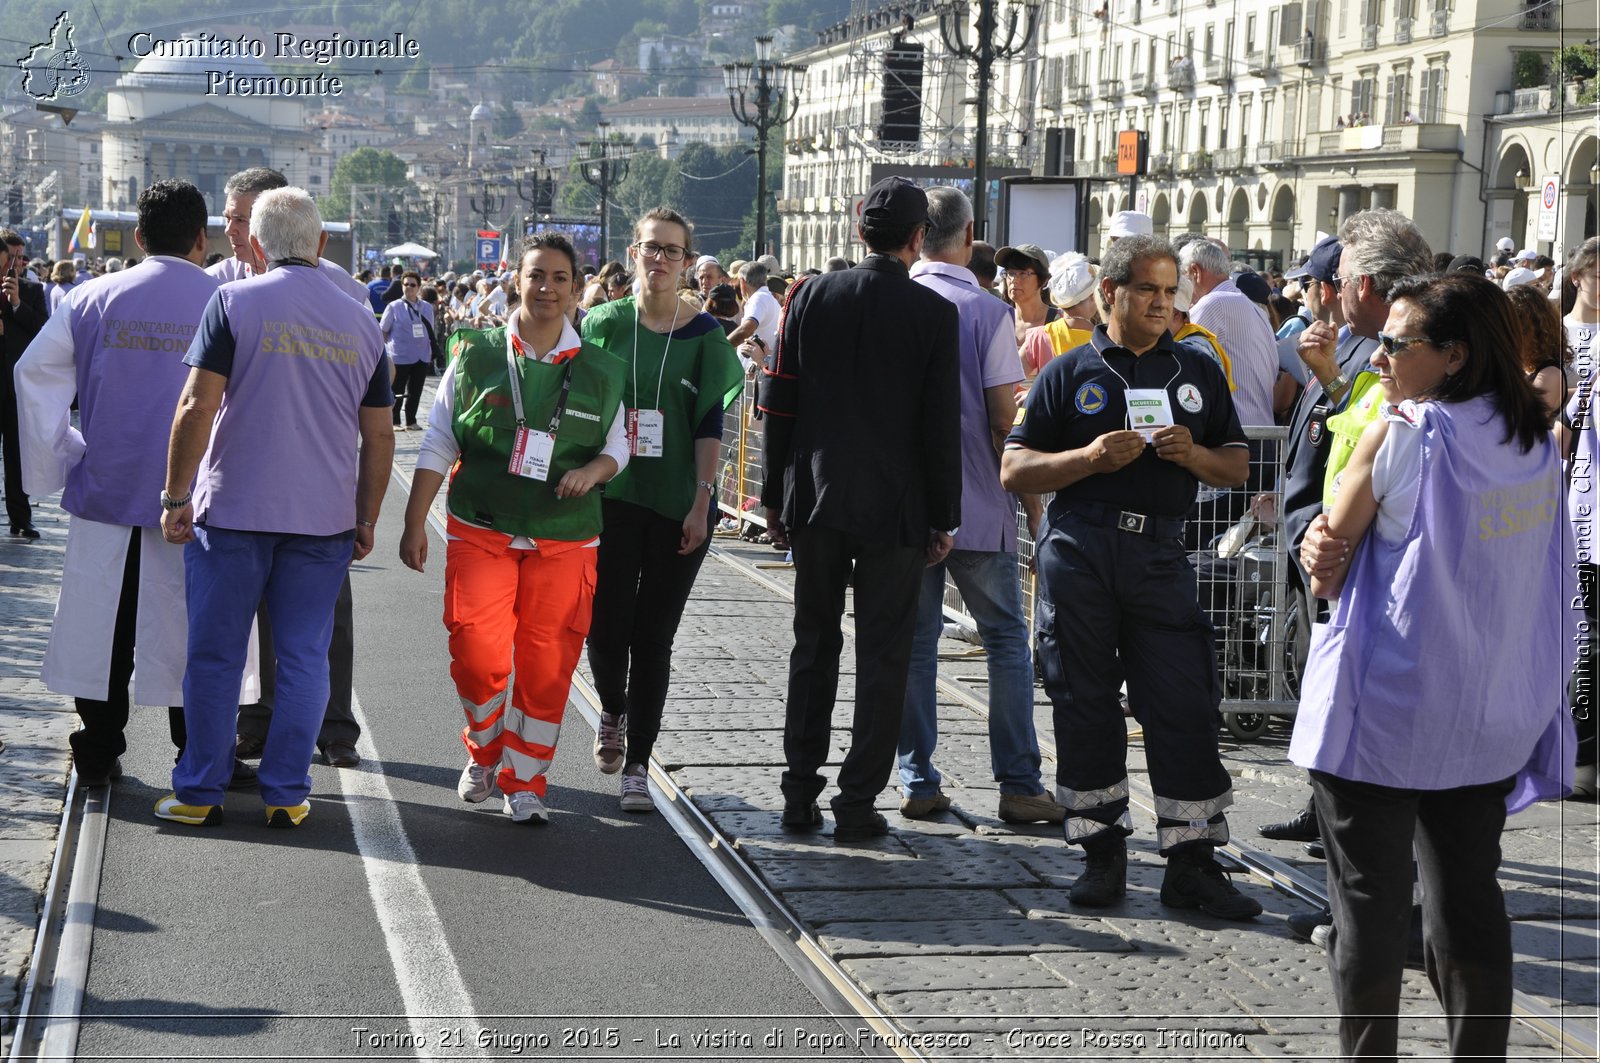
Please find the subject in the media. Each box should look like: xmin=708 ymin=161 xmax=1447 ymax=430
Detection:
xmin=1324 ymin=372 xmax=1352 ymax=398
xmin=696 ymin=479 xmax=716 ymax=496
xmin=160 ymin=489 xmax=191 ymax=511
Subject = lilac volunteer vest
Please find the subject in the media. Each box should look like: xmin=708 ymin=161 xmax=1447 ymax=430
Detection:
xmin=1290 ymin=397 xmax=1575 ymax=812
xmin=380 ymin=297 xmax=434 ymax=365
xmin=193 ymin=266 xmax=384 ymax=536
xmin=63 ymin=258 xmax=222 ymax=526
xmin=911 ymin=262 xmax=1022 ymax=552
xmin=207 ymin=255 xmax=371 ymax=304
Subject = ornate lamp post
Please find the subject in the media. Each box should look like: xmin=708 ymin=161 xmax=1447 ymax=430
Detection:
xmin=724 ymin=35 xmax=806 ymax=260
xmin=577 ymin=121 xmax=632 ymax=261
xmin=515 ymin=149 xmax=557 ymax=232
xmin=935 ymin=0 xmax=1043 ymax=239
xmin=470 ymin=171 xmax=505 ymax=232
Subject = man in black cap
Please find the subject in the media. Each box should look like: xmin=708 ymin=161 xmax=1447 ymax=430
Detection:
xmin=761 ymin=176 xmax=961 ymax=841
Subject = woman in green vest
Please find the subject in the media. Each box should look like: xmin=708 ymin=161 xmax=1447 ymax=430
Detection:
xmin=398 ymin=233 xmax=629 ymax=826
xmin=581 ymin=207 xmax=742 ymax=814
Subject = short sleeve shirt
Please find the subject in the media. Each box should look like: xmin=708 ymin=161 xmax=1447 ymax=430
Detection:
xmin=1007 ymin=326 xmax=1246 ymax=517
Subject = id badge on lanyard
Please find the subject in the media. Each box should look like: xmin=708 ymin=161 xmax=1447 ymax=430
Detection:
xmin=628 ymin=408 xmax=665 ymax=457
xmin=505 ymin=331 xmax=575 ymax=482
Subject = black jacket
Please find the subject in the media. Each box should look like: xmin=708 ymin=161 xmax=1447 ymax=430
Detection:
xmin=0 ymin=275 xmax=48 ymax=370
xmin=760 ymin=254 xmax=962 ymax=546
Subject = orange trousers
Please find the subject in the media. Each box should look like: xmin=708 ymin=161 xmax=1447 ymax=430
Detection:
xmin=443 ymin=518 xmax=596 ymax=797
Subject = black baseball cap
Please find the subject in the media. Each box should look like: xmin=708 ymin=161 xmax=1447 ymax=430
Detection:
xmin=860 ymin=176 xmax=928 ymax=228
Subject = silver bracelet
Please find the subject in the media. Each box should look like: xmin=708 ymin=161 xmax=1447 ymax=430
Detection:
xmin=696 ymin=479 xmax=715 ymax=496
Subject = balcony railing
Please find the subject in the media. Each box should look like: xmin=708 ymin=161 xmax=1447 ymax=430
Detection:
xmin=1395 ymin=16 xmax=1413 ymax=43
xmin=1068 ymin=79 xmax=1091 ymax=103
xmin=1246 ymin=49 xmax=1276 ymax=74
xmin=1295 ymin=38 xmax=1327 ymax=65
xmin=1204 ymin=57 xmax=1228 ymax=84
xmin=1362 ymin=24 xmax=1378 ymax=48
xmin=1213 ymin=147 xmax=1245 ymax=171
xmin=1099 ymin=77 xmax=1125 ymax=98
xmin=1148 ymin=151 xmax=1175 ymax=175
xmin=1180 ymin=150 xmax=1215 ymax=173
xmin=1130 ymin=70 xmax=1150 ymax=94
xmin=1168 ymin=62 xmax=1196 ymax=89
xmin=1519 ymin=7 xmax=1554 ymax=29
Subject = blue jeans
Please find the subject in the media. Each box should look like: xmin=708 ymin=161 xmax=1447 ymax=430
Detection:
xmin=174 ymin=525 xmax=353 ymax=807
xmin=897 ymin=550 xmax=1042 ymax=798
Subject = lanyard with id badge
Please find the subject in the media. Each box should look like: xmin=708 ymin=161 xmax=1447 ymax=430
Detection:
xmin=408 ymin=301 xmax=426 ymax=340
xmin=505 ymin=332 xmax=575 ymax=483
xmin=628 ymin=298 xmax=680 ymax=458
xmin=1099 ymin=346 xmax=1180 ymax=442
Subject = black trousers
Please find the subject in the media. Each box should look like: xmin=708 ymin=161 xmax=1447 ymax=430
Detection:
xmin=780 ymin=525 xmax=923 ymax=815
xmin=0 ymin=371 xmax=31 ymax=529
xmin=69 ymin=527 xmax=186 ymax=772
xmin=587 ymin=498 xmax=713 ymax=769
xmin=392 ymin=360 xmax=430 ymax=426
xmin=1571 ymin=563 xmax=1599 ymax=769
xmin=1312 ymin=769 xmax=1513 ymax=1062
xmin=238 ymin=571 xmax=357 ymax=748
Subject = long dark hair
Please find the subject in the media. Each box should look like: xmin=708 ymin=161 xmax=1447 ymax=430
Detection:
xmin=1387 ymin=273 xmax=1547 ymax=452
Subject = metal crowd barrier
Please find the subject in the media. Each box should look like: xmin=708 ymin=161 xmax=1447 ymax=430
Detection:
xmin=714 ymin=381 xmax=1297 ymax=740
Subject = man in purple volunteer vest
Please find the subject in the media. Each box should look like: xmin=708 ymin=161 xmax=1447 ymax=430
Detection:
xmin=895 ymin=188 xmax=1063 ymax=827
xmin=212 ymin=165 xmax=369 ymax=770
xmin=209 ymin=166 xmax=370 ymax=302
xmin=14 ymin=180 xmax=259 ymax=789
xmin=158 ymin=187 xmax=394 ymax=828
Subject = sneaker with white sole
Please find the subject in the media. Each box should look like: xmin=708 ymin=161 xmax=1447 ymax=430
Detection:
xmin=154 ymin=794 xmax=223 ymax=826
xmin=503 ymin=790 xmax=549 ymax=824
xmin=619 ymin=764 xmax=653 ymax=813
xmin=594 ymin=712 xmax=626 ymax=774
xmin=457 ymin=760 xmax=499 ymax=803
xmin=265 ymin=802 xmax=310 ymax=828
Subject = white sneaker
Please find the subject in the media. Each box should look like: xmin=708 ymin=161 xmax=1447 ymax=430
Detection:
xmin=457 ymin=760 xmax=499 ymax=803
xmin=619 ymin=764 xmax=654 ymax=813
xmin=594 ymin=712 xmax=626 ymax=774
xmin=503 ymin=790 xmax=550 ymax=824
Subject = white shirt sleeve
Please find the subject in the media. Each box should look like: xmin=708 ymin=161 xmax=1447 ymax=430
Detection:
xmin=13 ymin=303 xmax=86 ymax=496
xmin=600 ymin=400 xmax=631 ymax=473
xmin=414 ymin=360 xmax=461 ymax=477
xmin=1369 ymin=408 xmax=1425 ymax=542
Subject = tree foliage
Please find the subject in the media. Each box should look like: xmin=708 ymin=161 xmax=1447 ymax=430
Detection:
xmin=324 ymin=147 xmax=415 ymax=219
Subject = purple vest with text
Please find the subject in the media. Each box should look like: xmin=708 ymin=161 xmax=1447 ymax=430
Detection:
xmin=1290 ymin=397 xmax=1575 ymax=811
xmin=63 ymin=258 xmax=222 ymax=526
xmin=193 ymin=266 xmax=383 ymax=536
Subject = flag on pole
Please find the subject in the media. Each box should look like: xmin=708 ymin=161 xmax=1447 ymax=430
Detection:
xmin=68 ymin=206 xmax=92 ymax=254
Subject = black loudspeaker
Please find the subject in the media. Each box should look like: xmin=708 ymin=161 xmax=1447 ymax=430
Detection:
xmin=1043 ymin=128 xmax=1077 ymax=176
xmin=878 ymin=43 xmax=924 ymax=149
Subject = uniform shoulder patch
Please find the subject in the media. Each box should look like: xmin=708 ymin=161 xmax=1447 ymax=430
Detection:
xmin=1012 ymin=404 xmax=1027 ymax=426
xmin=1074 ymin=382 xmax=1108 ymax=414
xmin=1176 ymin=383 xmax=1203 ymax=413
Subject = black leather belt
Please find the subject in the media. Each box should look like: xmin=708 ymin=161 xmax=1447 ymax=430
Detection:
xmin=1062 ymin=500 xmax=1186 ymax=539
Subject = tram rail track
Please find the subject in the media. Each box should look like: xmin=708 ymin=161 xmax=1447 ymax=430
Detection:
xmin=708 ymin=539 xmax=1600 ymax=1062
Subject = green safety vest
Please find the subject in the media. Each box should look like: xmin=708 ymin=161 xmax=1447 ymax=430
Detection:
xmin=446 ymin=327 xmax=627 ymax=542
xmin=1321 ymin=370 xmax=1385 ymax=507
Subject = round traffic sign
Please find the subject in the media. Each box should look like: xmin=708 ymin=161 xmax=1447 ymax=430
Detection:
xmin=1542 ymin=180 xmax=1558 ymax=209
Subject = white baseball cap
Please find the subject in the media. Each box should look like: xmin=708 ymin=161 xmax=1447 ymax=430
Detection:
xmin=1495 ymin=237 xmax=1515 ymax=253
xmin=1516 ymin=248 xmax=1538 ymax=262
xmin=1502 ymin=266 xmax=1545 ymax=289
xmin=1107 ymin=211 xmax=1154 ymax=239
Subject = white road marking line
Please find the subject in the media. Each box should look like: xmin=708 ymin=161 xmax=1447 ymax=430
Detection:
xmin=342 ymin=691 xmax=486 ymax=1060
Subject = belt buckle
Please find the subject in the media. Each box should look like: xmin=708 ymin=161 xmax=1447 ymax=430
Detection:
xmin=1117 ymin=511 xmax=1147 ymax=534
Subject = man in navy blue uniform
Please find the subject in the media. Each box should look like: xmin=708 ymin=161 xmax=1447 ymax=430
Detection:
xmin=1001 ymin=233 xmax=1261 ymax=919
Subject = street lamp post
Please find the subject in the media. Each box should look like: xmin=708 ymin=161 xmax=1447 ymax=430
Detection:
xmin=577 ymin=121 xmax=632 ymax=262
xmin=724 ymin=36 xmax=806 ymax=261
xmin=516 ymin=150 xmax=556 ymax=233
xmin=935 ymin=0 xmax=1043 ymax=240
xmin=470 ymin=171 xmax=505 ymax=232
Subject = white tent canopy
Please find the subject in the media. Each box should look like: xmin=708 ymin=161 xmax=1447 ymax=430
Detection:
xmin=382 ymin=242 xmax=438 ymax=258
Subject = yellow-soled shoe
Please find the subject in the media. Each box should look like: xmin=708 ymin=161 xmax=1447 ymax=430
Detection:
xmin=154 ymin=794 xmax=223 ymax=826
xmin=265 ymin=802 xmax=310 ymax=828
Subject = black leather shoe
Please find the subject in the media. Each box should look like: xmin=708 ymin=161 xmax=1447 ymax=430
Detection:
xmin=10 ymin=524 xmax=40 ymax=539
xmin=227 ymin=757 xmax=259 ymax=790
xmin=1287 ymin=907 xmax=1332 ymax=941
xmin=1258 ymin=807 xmax=1320 ymax=841
xmin=322 ymin=742 xmax=360 ymax=768
xmin=1303 ymin=840 xmax=1325 ymax=859
xmin=832 ymin=810 xmax=890 ymax=842
xmin=235 ymin=734 xmax=266 ymax=758
xmin=780 ymin=801 xmax=822 ymax=833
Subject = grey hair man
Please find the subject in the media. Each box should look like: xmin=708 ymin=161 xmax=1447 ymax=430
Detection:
xmin=729 ymin=259 xmax=781 ymax=362
xmin=1181 ymin=237 xmax=1279 ymax=428
xmin=897 ymin=186 xmax=1062 ymax=826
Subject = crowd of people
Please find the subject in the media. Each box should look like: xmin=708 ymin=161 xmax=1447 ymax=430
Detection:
xmin=3 ymin=164 xmax=1597 ymax=1060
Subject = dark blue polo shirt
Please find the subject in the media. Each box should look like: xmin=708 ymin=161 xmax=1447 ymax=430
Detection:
xmin=1006 ymin=325 xmax=1246 ymax=518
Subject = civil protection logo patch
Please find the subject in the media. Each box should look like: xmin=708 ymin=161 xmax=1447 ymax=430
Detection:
xmin=1075 ymin=382 xmax=1108 ymax=414
xmin=1177 ymin=383 xmax=1203 ymax=413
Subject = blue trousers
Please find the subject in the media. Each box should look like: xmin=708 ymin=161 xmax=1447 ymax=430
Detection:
xmin=174 ymin=525 xmax=353 ymax=807
xmin=898 ymin=550 xmax=1043 ymax=798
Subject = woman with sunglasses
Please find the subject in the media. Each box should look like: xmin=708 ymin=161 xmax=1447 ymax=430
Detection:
xmin=398 ymin=233 xmax=630 ymax=825
xmin=1293 ymin=272 xmax=1572 ymax=1061
xmin=580 ymin=207 xmax=742 ymax=813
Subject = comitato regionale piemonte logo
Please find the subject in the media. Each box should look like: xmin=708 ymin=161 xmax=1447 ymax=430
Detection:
xmin=19 ymin=12 xmax=91 ymax=102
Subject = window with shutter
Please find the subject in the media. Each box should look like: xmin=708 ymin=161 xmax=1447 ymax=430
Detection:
xmin=1281 ymin=3 xmax=1303 ymax=43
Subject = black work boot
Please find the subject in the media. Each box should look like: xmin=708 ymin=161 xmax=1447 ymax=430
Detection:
xmin=1069 ymin=837 xmax=1127 ymax=907
xmin=1160 ymin=846 xmax=1262 ymax=920
xmin=1258 ymin=803 xmax=1320 ymax=841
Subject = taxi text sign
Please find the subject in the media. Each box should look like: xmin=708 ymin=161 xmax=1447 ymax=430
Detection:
xmin=1117 ymin=130 xmax=1147 ymax=176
